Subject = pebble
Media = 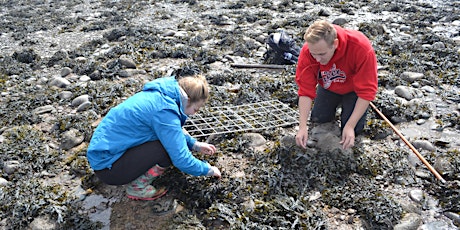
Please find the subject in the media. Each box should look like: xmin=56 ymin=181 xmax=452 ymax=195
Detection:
xmin=394 ymin=85 xmax=423 ymax=101
xmin=393 ymin=212 xmax=422 ymax=230
xmin=118 ymin=69 xmax=146 ymax=78
xmin=416 ymin=119 xmax=426 ymax=125
xmin=4 ymin=160 xmax=20 ymax=174
xmin=77 ymin=101 xmax=92 ymax=112
xmin=0 ymin=1 xmax=459 ymax=229
xmin=75 ymin=57 xmax=87 ymax=63
xmin=0 ymin=177 xmax=9 ymax=186
xmin=118 ymin=57 xmax=136 ymax=68
xmin=58 ymin=91 xmax=73 ymax=100
xmin=419 ymin=112 xmax=430 ymax=119
xmin=162 ymin=30 xmax=176 ymax=37
xmin=28 ymin=215 xmax=57 ymax=230
xmin=279 ymin=135 xmax=296 ymax=148
xmin=444 ymin=212 xmax=460 ymax=225
xmin=79 ymin=75 xmax=91 ymax=82
xmin=432 ymin=41 xmax=445 ymax=50
xmin=433 ymin=157 xmax=454 ymax=176
xmin=33 ymin=105 xmax=56 ymax=115
xmin=398 ymin=199 xmax=421 ymax=214
xmin=419 ymin=221 xmax=449 ymax=230
xmin=415 ymin=170 xmax=432 ymax=179
xmin=60 ymin=129 xmax=84 ymax=150
xmin=412 ymin=140 xmax=436 ymax=151
xmin=242 ymin=199 xmax=255 ymax=213
xmin=60 ymin=67 xmax=72 ymax=77
xmin=308 ymin=191 xmax=321 ymax=201
xmin=408 ymin=189 xmax=424 ymax=203
xmin=421 ymin=85 xmax=436 ymax=93
xmin=241 ymin=133 xmax=266 ymax=147
xmin=401 ymin=71 xmax=424 ymax=82
xmin=71 ymin=95 xmax=90 ymax=107
xmin=48 ymin=77 xmax=71 ymax=88
xmin=346 ymin=208 xmax=356 ymax=214
xmin=332 ymin=17 xmax=348 ymax=26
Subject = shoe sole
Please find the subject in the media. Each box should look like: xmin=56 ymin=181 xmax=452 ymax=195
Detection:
xmin=127 ymin=188 xmax=167 ymax=201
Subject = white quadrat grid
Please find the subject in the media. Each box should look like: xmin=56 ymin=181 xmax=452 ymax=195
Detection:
xmin=184 ymin=100 xmax=299 ymax=138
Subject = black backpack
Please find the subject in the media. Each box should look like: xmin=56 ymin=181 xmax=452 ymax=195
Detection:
xmin=264 ymin=30 xmax=301 ymax=65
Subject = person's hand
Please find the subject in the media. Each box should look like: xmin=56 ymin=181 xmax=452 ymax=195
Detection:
xmin=193 ymin=142 xmax=217 ymax=155
xmin=295 ymin=128 xmax=309 ymax=149
xmin=210 ymin=166 xmax=221 ymax=178
xmin=340 ymin=125 xmax=355 ymax=150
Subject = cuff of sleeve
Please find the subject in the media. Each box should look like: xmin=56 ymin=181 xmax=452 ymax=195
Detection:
xmin=206 ymin=166 xmax=214 ymax=176
xmin=192 ymin=142 xmax=201 ymax=152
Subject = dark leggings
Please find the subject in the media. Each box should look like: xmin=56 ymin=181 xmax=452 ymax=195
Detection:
xmin=94 ymin=141 xmax=172 ymax=185
xmin=310 ymin=86 xmax=367 ymax=135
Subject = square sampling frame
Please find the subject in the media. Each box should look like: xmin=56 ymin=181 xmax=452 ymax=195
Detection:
xmin=184 ymin=100 xmax=299 ymax=138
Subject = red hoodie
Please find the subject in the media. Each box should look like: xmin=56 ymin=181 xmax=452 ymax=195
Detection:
xmin=295 ymin=25 xmax=378 ymax=101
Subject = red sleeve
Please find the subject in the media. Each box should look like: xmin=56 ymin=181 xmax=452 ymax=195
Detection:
xmin=295 ymin=45 xmax=319 ymax=99
xmin=352 ymin=46 xmax=378 ymax=101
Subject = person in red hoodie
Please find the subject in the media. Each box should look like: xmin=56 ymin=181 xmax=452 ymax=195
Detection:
xmin=295 ymin=20 xmax=378 ymax=150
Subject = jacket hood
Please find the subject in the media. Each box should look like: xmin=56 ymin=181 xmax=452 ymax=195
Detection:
xmin=142 ymin=76 xmax=187 ymax=118
xmin=329 ymin=25 xmax=347 ymax=64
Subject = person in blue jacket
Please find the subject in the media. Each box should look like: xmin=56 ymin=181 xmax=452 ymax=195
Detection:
xmin=87 ymin=75 xmax=221 ymax=201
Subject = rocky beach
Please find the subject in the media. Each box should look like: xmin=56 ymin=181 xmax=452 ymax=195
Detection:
xmin=0 ymin=0 xmax=459 ymax=229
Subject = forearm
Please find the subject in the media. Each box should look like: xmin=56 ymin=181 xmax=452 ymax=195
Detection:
xmin=345 ymin=97 xmax=370 ymax=129
xmin=298 ymin=96 xmax=313 ymax=130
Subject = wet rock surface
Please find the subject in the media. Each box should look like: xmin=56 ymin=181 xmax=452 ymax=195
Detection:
xmin=0 ymin=0 xmax=459 ymax=229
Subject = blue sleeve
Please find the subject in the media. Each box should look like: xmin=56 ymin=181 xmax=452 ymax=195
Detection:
xmin=185 ymin=134 xmax=196 ymax=150
xmin=152 ymin=109 xmax=209 ymax=176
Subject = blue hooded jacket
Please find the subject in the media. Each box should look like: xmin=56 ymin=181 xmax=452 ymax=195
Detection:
xmin=86 ymin=76 xmax=210 ymax=176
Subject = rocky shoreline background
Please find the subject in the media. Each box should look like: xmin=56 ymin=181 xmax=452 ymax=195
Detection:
xmin=0 ymin=0 xmax=459 ymax=229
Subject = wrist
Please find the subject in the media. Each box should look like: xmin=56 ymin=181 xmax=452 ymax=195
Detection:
xmin=206 ymin=166 xmax=214 ymax=176
xmin=192 ymin=142 xmax=202 ymax=152
xmin=298 ymin=125 xmax=308 ymax=131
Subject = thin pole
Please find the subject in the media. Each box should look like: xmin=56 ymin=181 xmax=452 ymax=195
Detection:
xmin=230 ymin=63 xmax=286 ymax=69
xmin=369 ymin=102 xmax=446 ymax=184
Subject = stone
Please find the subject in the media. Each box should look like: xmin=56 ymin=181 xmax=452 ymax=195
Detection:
xmin=393 ymin=212 xmax=422 ymax=230
xmin=412 ymin=140 xmax=436 ymax=151
xmin=60 ymin=129 xmax=84 ymax=150
xmin=60 ymin=67 xmax=72 ymax=77
xmin=71 ymin=94 xmax=90 ymax=107
xmin=33 ymin=105 xmax=56 ymax=115
xmin=241 ymin=133 xmax=266 ymax=147
xmin=0 ymin=177 xmax=9 ymax=186
xmin=118 ymin=57 xmax=136 ymax=68
xmin=49 ymin=77 xmax=71 ymax=88
xmin=77 ymin=101 xmax=92 ymax=112
xmin=401 ymin=71 xmax=424 ymax=82
xmin=28 ymin=215 xmax=57 ymax=230
xmin=4 ymin=160 xmax=20 ymax=174
xmin=408 ymin=189 xmax=424 ymax=203
xmin=418 ymin=221 xmax=449 ymax=230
